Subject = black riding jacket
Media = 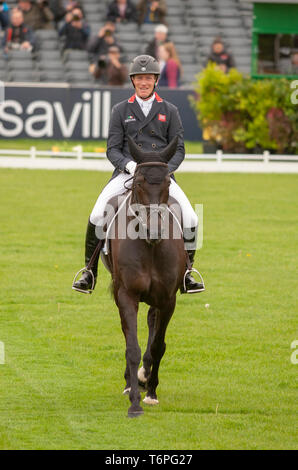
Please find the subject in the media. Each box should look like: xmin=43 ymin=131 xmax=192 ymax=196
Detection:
xmin=107 ymin=91 xmax=185 ymax=178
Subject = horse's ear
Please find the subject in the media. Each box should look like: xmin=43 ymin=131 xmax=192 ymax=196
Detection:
xmin=159 ymin=136 xmax=178 ymax=162
xmin=127 ymin=135 xmax=144 ymax=164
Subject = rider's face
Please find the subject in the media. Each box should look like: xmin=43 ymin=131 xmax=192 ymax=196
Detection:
xmin=132 ymin=74 xmax=156 ymax=100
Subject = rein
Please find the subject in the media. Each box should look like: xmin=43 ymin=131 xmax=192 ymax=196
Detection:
xmin=127 ymin=162 xmax=184 ymax=242
xmin=129 ymin=162 xmax=169 ymax=232
xmin=73 ymin=162 xmax=195 ymax=291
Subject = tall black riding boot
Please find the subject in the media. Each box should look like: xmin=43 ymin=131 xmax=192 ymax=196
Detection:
xmin=181 ymin=249 xmax=205 ymax=294
xmin=180 ymin=225 xmax=205 ymax=294
xmin=72 ymin=219 xmax=102 ymax=294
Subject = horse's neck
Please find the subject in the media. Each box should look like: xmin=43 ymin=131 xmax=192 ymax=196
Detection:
xmin=130 ymin=191 xmax=137 ymax=205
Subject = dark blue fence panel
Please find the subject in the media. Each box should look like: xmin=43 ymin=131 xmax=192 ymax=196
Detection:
xmin=0 ymin=85 xmax=202 ymax=141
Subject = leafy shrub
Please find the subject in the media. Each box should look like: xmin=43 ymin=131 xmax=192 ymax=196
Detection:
xmin=190 ymin=63 xmax=298 ymax=154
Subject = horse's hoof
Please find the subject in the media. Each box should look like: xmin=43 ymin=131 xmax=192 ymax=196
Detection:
xmin=143 ymin=396 xmax=159 ymax=405
xmin=127 ymin=405 xmax=144 ymax=418
xmin=123 ymin=387 xmax=131 ymax=395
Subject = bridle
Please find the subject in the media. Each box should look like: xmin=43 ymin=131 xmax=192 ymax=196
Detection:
xmin=127 ymin=162 xmax=178 ymax=242
xmin=131 ymin=161 xmax=169 ymax=200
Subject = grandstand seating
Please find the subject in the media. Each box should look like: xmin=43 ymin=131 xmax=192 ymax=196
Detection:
xmin=0 ymin=0 xmax=253 ymax=85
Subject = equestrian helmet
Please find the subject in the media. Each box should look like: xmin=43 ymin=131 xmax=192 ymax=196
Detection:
xmin=129 ymin=55 xmax=160 ymax=77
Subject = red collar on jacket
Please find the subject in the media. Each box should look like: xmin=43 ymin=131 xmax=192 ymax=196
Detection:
xmin=128 ymin=92 xmax=163 ymax=103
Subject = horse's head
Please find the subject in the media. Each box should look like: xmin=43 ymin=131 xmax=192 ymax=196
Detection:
xmin=127 ymin=136 xmax=178 ymax=245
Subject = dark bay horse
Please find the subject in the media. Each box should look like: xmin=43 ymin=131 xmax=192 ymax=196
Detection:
xmin=102 ymin=136 xmax=186 ymax=417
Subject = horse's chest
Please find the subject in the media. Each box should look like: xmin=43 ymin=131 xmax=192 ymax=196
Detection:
xmin=119 ymin=264 xmax=166 ymax=296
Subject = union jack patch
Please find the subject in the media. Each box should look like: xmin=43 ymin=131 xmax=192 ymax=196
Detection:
xmin=158 ymin=114 xmax=166 ymax=122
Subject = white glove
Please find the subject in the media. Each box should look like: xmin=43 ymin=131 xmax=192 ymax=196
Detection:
xmin=125 ymin=160 xmax=137 ymax=175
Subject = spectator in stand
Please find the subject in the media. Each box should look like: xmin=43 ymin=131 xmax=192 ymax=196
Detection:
xmin=87 ymin=22 xmax=123 ymax=64
xmin=59 ymin=6 xmax=89 ymax=51
xmin=48 ymin=0 xmax=66 ymax=22
xmin=137 ymin=0 xmax=167 ymax=26
xmin=106 ymin=0 xmax=137 ymax=24
xmin=206 ymin=37 xmax=235 ymax=72
xmin=17 ymin=0 xmax=55 ymax=30
xmin=63 ymin=0 xmax=84 ymax=17
xmin=145 ymin=23 xmax=167 ymax=59
xmin=158 ymin=41 xmax=181 ymax=88
xmin=0 ymin=2 xmax=10 ymax=30
xmin=64 ymin=0 xmax=82 ymax=12
xmin=2 ymin=8 xmax=35 ymax=53
xmin=89 ymin=44 xmax=127 ymax=86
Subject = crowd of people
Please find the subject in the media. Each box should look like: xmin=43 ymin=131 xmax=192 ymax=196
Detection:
xmin=0 ymin=0 xmax=236 ymax=87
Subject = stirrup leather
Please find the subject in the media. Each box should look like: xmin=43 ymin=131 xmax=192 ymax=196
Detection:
xmin=72 ymin=267 xmax=95 ymax=294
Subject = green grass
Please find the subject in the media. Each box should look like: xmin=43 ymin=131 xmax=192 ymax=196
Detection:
xmin=0 ymin=169 xmax=297 ymax=450
xmin=0 ymin=139 xmax=203 ymax=154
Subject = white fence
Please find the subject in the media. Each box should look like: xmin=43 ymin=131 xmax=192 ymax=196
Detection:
xmin=0 ymin=147 xmax=298 ymax=173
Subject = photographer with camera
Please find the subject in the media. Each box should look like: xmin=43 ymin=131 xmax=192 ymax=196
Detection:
xmin=64 ymin=1 xmax=82 ymax=13
xmin=87 ymin=22 xmax=123 ymax=64
xmin=59 ymin=6 xmax=89 ymax=51
xmin=17 ymin=0 xmax=54 ymax=30
xmin=0 ymin=2 xmax=9 ymax=31
xmin=89 ymin=44 xmax=127 ymax=86
xmin=137 ymin=0 xmax=167 ymax=26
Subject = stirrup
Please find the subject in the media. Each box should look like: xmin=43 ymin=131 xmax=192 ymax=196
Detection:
xmin=72 ymin=267 xmax=95 ymax=294
xmin=183 ymin=268 xmax=205 ymax=294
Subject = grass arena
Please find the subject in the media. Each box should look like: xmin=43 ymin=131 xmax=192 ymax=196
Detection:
xmin=0 ymin=167 xmax=297 ymax=450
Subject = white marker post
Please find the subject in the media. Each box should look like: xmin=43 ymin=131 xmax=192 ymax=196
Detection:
xmin=0 ymin=80 xmax=4 ymax=107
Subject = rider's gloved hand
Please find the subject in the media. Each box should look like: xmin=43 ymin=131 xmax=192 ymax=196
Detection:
xmin=125 ymin=161 xmax=137 ymax=175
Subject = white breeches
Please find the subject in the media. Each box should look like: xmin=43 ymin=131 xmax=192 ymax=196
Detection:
xmin=90 ymin=173 xmax=198 ymax=228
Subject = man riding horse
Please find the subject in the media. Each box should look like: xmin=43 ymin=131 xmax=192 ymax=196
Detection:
xmin=72 ymin=54 xmax=205 ymax=295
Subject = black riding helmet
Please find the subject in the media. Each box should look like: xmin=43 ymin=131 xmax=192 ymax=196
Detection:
xmin=129 ymin=55 xmax=160 ymax=92
xmin=129 ymin=54 xmax=160 ymax=77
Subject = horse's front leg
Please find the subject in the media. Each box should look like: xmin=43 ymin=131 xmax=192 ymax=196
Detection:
xmin=117 ymin=286 xmax=143 ymax=417
xmin=138 ymin=306 xmax=158 ymax=389
xmin=144 ymin=297 xmax=176 ymax=405
xmin=123 ymin=363 xmax=131 ymax=395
